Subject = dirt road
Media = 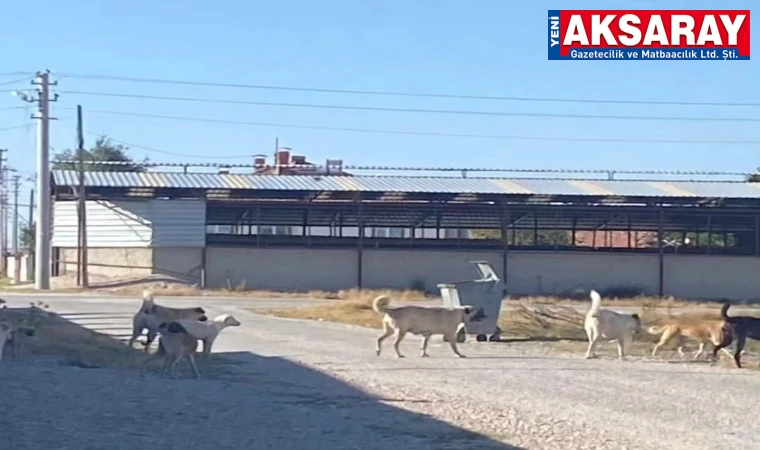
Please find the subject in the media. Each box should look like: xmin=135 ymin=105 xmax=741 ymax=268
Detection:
xmin=2 ymin=293 xmax=758 ymax=450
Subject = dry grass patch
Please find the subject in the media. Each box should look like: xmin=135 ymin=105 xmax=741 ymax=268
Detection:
xmin=0 ymin=303 xmax=144 ymax=369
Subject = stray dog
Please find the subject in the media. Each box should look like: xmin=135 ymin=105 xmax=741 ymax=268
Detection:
xmin=175 ymin=314 xmax=241 ymax=358
xmin=140 ymin=321 xmax=201 ymax=379
xmin=0 ymin=321 xmax=12 ymax=362
xmin=647 ymin=321 xmax=734 ymax=359
xmin=129 ymin=290 xmax=207 ymax=351
xmin=373 ymin=295 xmax=486 ymax=358
xmin=712 ymin=301 xmax=760 ymax=368
xmin=584 ymin=290 xmax=642 ymax=360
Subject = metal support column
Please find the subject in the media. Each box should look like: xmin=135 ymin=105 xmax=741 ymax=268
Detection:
xmin=657 ymin=205 xmax=665 ymax=297
xmin=356 ymin=193 xmax=363 ymax=290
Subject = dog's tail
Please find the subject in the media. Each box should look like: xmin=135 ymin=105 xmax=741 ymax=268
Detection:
xmin=142 ymin=290 xmax=154 ymax=302
xmin=647 ymin=325 xmax=665 ymax=335
xmin=372 ymin=295 xmax=391 ymax=314
xmin=720 ymin=301 xmax=731 ymax=320
xmin=588 ymin=290 xmax=603 ymax=317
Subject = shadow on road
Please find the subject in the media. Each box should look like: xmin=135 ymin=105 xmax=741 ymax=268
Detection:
xmin=3 ymin=308 xmax=524 ymax=450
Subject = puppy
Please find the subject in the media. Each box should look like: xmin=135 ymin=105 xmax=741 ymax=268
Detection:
xmin=711 ymin=301 xmax=760 ymax=368
xmin=584 ymin=290 xmax=641 ymax=360
xmin=373 ymin=295 xmax=486 ymax=358
xmin=140 ymin=321 xmax=201 ymax=379
xmin=174 ymin=314 xmax=241 ymax=358
xmin=128 ymin=290 xmax=207 ymax=351
xmin=647 ymin=321 xmax=734 ymax=359
xmin=0 ymin=321 xmax=12 ymax=363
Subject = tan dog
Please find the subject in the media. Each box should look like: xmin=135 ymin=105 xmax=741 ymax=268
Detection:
xmin=129 ymin=290 xmax=207 ymax=351
xmin=140 ymin=321 xmax=201 ymax=379
xmin=648 ymin=321 xmax=734 ymax=359
xmin=584 ymin=290 xmax=642 ymax=360
xmin=373 ymin=295 xmax=486 ymax=358
xmin=175 ymin=314 xmax=241 ymax=358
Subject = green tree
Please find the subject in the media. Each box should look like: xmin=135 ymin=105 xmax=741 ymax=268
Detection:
xmin=20 ymin=223 xmax=35 ymax=251
xmin=748 ymin=173 xmax=760 ymax=182
xmin=52 ymin=136 xmax=147 ymax=172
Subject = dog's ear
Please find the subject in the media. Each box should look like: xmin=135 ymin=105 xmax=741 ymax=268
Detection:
xmin=462 ymin=306 xmax=473 ymax=314
xmin=198 ymin=315 xmax=208 ymax=322
xmin=194 ymin=307 xmax=205 ymax=314
xmin=631 ymin=313 xmax=640 ymax=320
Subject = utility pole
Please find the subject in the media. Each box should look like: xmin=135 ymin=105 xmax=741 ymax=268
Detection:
xmin=0 ymin=148 xmax=6 ymax=278
xmin=12 ymin=175 xmax=20 ymax=283
xmin=27 ymin=187 xmax=34 ymax=282
xmin=18 ymin=71 xmax=58 ymax=290
xmin=76 ymin=105 xmax=88 ymax=287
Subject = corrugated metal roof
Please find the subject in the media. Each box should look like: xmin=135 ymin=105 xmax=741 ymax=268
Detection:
xmin=51 ymin=169 xmax=760 ymax=199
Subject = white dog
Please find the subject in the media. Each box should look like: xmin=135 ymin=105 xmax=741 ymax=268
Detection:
xmin=584 ymin=290 xmax=641 ymax=360
xmin=373 ymin=295 xmax=486 ymax=358
xmin=174 ymin=314 xmax=241 ymax=358
xmin=129 ymin=290 xmax=208 ymax=351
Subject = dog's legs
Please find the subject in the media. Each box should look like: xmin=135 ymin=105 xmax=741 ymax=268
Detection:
xmin=188 ymin=353 xmax=201 ymax=379
xmin=584 ymin=330 xmax=600 ymax=359
xmin=711 ymin=336 xmax=732 ymax=362
xmin=420 ymin=334 xmax=431 ymax=357
xmin=693 ymin=342 xmax=705 ymax=359
xmin=616 ymin=339 xmax=626 ymax=361
xmin=392 ymin=330 xmax=407 ymax=358
xmin=445 ymin=333 xmax=466 ymax=358
xmin=376 ymin=322 xmax=394 ymax=357
xmin=143 ymin=330 xmax=158 ymax=352
xmin=202 ymin=338 xmax=212 ymax=359
xmin=128 ymin=326 xmax=143 ymax=349
xmin=169 ymin=355 xmax=184 ymax=379
xmin=733 ymin=336 xmax=746 ymax=368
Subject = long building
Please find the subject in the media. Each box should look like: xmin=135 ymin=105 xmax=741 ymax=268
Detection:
xmin=50 ymin=169 xmax=760 ymax=300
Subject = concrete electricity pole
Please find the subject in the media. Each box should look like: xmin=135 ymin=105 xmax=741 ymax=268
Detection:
xmin=12 ymin=175 xmax=20 ymax=283
xmin=0 ymin=149 xmax=6 ymax=277
xmin=14 ymin=71 xmax=58 ymax=289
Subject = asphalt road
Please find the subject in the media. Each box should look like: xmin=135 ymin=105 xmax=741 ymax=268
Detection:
xmin=2 ymin=292 xmax=759 ymax=450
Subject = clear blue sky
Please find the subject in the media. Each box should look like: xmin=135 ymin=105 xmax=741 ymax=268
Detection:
xmin=0 ymin=0 xmax=758 ymax=198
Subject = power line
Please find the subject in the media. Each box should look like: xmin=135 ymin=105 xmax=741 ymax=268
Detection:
xmin=58 ymin=90 xmax=760 ymax=123
xmin=56 ymin=72 xmax=760 ymax=108
xmin=0 ymin=124 xmax=34 ymax=132
xmin=0 ymin=77 xmax=31 ymax=88
xmin=0 ymin=106 xmax=29 ymax=112
xmin=69 ymin=108 xmax=760 ymax=145
xmin=51 ymin=159 xmax=756 ymax=178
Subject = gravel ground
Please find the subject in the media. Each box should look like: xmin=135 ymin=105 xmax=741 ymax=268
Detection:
xmin=1 ymin=294 xmax=759 ymax=450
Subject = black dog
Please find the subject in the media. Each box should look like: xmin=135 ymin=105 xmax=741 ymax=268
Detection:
xmin=712 ymin=301 xmax=760 ymax=368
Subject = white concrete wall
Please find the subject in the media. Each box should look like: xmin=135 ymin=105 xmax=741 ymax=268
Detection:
xmin=205 ymin=247 xmax=358 ymax=291
xmin=203 ymin=246 xmax=760 ymax=300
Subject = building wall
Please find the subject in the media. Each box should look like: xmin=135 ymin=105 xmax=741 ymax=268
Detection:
xmin=60 ymin=247 xmax=153 ymax=279
xmin=203 ymin=246 xmax=760 ymax=300
xmin=52 ymin=199 xmax=206 ymax=248
xmin=205 ymin=247 xmax=358 ymax=291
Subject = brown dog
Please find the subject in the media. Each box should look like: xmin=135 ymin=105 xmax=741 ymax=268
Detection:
xmin=647 ymin=321 xmax=733 ymax=359
xmin=712 ymin=301 xmax=760 ymax=368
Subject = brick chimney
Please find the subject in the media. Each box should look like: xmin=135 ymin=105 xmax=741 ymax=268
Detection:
xmin=276 ymin=148 xmax=291 ymax=166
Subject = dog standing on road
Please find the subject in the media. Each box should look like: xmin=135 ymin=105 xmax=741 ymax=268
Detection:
xmin=140 ymin=321 xmax=202 ymax=379
xmin=712 ymin=301 xmax=760 ymax=368
xmin=584 ymin=290 xmax=642 ymax=360
xmin=174 ymin=314 xmax=241 ymax=358
xmin=373 ymin=295 xmax=486 ymax=358
xmin=129 ymin=290 xmax=207 ymax=351
xmin=647 ymin=321 xmax=734 ymax=359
